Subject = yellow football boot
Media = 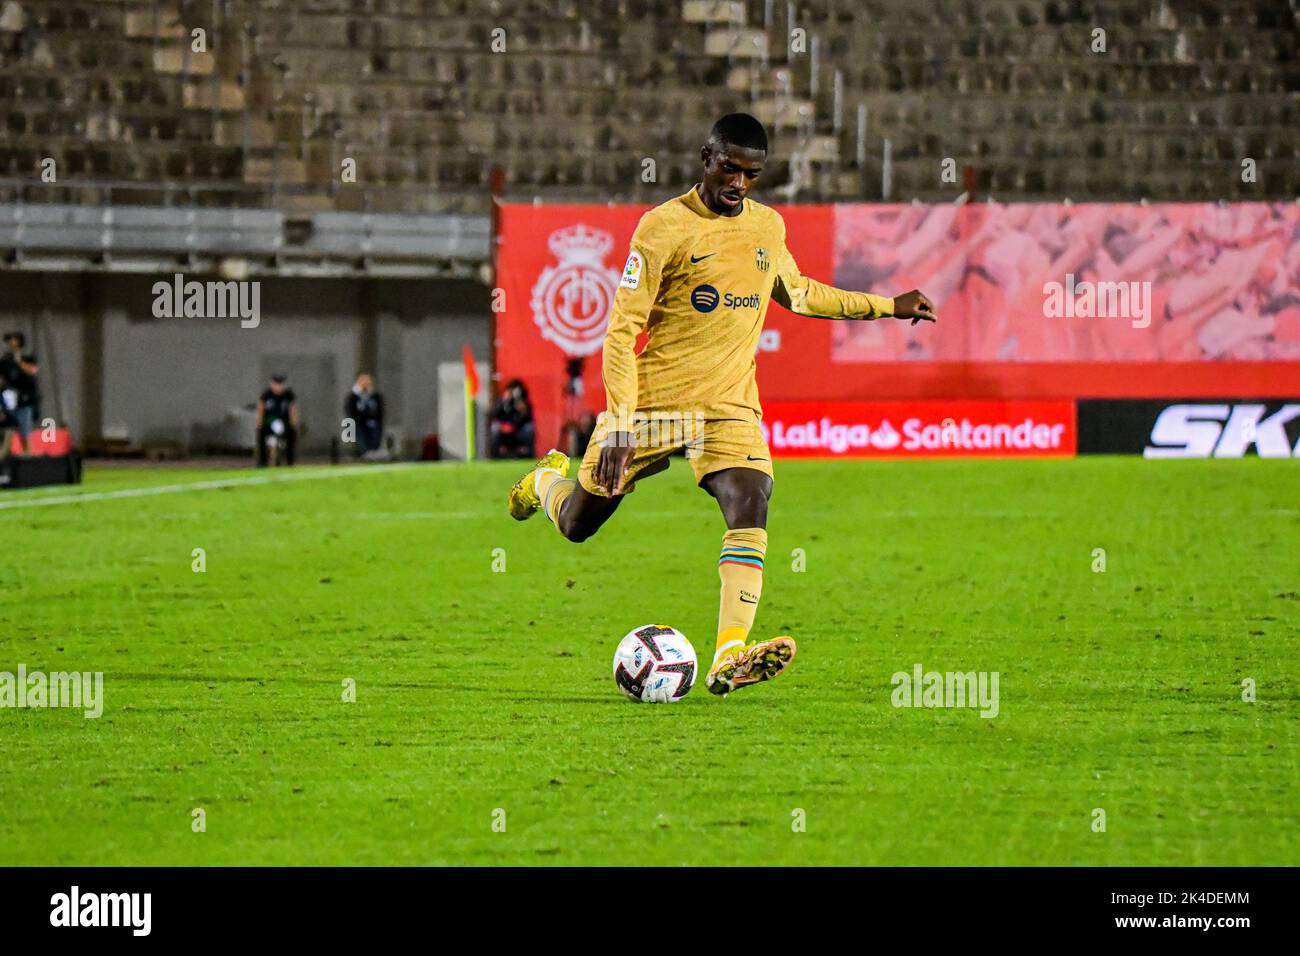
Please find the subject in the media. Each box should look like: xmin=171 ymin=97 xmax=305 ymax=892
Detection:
xmin=507 ymin=448 xmax=570 ymax=521
xmin=705 ymin=636 xmax=798 ymax=696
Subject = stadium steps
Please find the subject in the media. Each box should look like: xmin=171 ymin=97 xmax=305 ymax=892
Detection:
xmin=1 ymin=0 xmax=1295 ymax=208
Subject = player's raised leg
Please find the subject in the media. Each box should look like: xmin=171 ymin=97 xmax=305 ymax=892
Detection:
xmin=546 ymin=480 xmax=623 ymax=542
xmin=507 ymin=447 xmax=624 ymax=542
xmin=699 ymin=466 xmax=797 ymax=695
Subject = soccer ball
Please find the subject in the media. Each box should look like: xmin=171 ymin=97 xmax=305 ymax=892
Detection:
xmin=612 ymin=625 xmax=697 ymax=703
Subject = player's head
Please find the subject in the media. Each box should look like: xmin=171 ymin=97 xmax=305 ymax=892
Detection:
xmin=699 ymin=113 xmax=768 ymax=216
xmin=355 ymin=372 xmax=373 ymax=392
xmin=270 ymin=373 xmax=287 ymax=394
xmin=4 ymin=331 xmax=23 ymax=351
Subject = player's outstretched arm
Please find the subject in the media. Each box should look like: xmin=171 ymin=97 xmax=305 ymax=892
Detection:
xmin=772 ymin=238 xmax=938 ymax=325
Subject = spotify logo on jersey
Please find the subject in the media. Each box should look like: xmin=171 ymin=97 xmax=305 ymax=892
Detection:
xmin=692 ymin=284 xmax=761 ymax=313
xmin=691 ymin=284 xmax=720 ymax=313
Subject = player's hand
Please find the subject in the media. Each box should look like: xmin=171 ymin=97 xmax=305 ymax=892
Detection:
xmin=596 ymin=431 xmax=635 ymax=495
xmin=893 ymin=289 xmax=938 ymax=325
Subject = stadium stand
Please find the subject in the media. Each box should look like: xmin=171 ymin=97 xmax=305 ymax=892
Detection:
xmin=0 ymin=0 xmax=1294 ymax=216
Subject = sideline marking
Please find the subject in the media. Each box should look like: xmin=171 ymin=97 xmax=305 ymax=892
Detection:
xmin=0 ymin=463 xmax=430 ymax=511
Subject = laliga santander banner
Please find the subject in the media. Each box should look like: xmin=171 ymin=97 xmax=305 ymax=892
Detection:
xmin=759 ymin=400 xmax=1076 ymax=458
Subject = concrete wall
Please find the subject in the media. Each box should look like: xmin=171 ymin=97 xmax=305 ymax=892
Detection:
xmin=0 ymin=272 xmax=491 ymax=456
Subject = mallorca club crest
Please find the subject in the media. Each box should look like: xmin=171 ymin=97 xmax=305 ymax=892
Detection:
xmin=530 ymin=224 xmax=621 ymax=356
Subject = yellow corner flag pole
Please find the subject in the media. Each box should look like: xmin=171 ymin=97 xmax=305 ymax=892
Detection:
xmin=463 ymin=345 xmax=479 ymax=461
xmin=465 ymin=388 xmax=476 ymax=461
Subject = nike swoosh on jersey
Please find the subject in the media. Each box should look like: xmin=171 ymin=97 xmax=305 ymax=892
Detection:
xmin=740 ymin=596 xmax=758 ymax=604
xmin=745 ymin=455 xmax=769 ymax=461
xmin=689 ymin=253 xmax=715 ymax=263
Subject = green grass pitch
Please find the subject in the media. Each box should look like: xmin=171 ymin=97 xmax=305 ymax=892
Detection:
xmin=1 ymin=458 xmax=1296 ymax=866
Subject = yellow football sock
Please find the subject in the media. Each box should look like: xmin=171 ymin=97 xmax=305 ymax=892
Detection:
xmin=536 ymin=468 xmax=575 ymax=527
xmin=716 ymin=527 xmax=767 ymax=660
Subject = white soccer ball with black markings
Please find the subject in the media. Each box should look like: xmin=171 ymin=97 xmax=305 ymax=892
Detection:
xmin=612 ymin=625 xmax=697 ymax=703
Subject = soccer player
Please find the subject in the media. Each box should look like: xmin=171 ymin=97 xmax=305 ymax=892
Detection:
xmin=508 ymin=113 xmax=936 ymax=695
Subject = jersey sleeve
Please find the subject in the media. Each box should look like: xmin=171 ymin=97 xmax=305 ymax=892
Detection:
xmin=771 ymin=226 xmax=893 ymax=320
xmin=602 ymin=212 xmax=675 ymax=425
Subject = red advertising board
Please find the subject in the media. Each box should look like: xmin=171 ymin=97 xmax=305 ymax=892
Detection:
xmin=8 ymin=427 xmax=72 ymax=456
xmin=494 ymin=200 xmax=1300 ymax=454
xmin=759 ymin=400 xmax=1076 ymax=458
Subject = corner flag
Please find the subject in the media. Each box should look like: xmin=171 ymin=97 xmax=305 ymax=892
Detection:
xmin=463 ymin=345 xmax=479 ymax=461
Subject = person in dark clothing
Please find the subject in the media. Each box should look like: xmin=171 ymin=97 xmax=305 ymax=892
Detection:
xmin=490 ymin=379 xmax=535 ymax=459
xmin=256 ymin=374 xmax=299 ymax=466
xmin=0 ymin=332 xmax=22 ymax=390
xmin=345 ymin=372 xmax=385 ymax=459
xmin=0 ymin=332 xmax=22 ymax=456
xmin=1 ymin=338 xmax=39 ymax=456
xmin=0 ymin=335 xmax=20 ymax=455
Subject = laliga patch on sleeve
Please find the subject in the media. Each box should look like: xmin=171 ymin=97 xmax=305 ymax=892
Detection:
xmin=620 ymin=250 xmax=643 ymax=290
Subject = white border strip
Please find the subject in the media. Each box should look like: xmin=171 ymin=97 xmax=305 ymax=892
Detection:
xmin=0 ymin=462 xmax=430 ymax=511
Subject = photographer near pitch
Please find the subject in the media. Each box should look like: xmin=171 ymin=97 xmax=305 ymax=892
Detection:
xmin=0 ymin=332 xmax=39 ymax=456
xmin=345 ymin=372 xmax=386 ymax=460
xmin=255 ymin=374 xmax=299 ymax=467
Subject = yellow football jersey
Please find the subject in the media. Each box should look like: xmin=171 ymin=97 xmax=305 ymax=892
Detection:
xmin=602 ymin=185 xmax=895 ymax=427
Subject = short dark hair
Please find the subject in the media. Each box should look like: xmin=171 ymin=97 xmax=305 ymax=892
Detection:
xmin=4 ymin=331 xmax=24 ymax=347
xmin=709 ymin=113 xmax=768 ymax=152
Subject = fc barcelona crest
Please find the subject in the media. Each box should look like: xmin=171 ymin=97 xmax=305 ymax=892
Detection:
xmin=755 ymin=247 xmax=770 ymax=272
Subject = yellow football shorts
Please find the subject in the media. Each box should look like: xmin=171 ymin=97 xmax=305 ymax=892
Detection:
xmin=577 ymin=412 xmax=773 ymax=497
